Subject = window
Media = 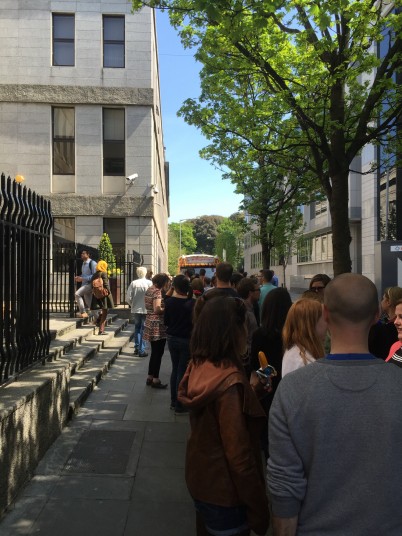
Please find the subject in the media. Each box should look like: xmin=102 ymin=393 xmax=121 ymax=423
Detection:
xmin=103 ymin=16 xmax=125 ymax=68
xmin=104 ymin=218 xmax=126 ymax=259
xmin=53 ymin=14 xmax=74 ymax=66
xmin=53 ymin=217 xmax=75 ymax=244
xmin=103 ymin=108 xmax=125 ymax=175
xmin=52 ymin=107 xmax=75 ymax=174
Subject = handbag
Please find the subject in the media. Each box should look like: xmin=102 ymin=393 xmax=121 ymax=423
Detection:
xmin=92 ymin=276 xmax=109 ymax=299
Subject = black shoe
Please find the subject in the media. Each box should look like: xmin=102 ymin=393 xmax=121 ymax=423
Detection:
xmin=134 ymin=349 xmax=139 ymax=356
xmin=138 ymin=352 xmax=148 ymax=358
xmin=151 ymin=381 xmax=168 ymax=389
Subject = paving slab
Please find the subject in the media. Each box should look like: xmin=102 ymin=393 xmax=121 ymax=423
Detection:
xmin=0 ymin=338 xmax=195 ymax=535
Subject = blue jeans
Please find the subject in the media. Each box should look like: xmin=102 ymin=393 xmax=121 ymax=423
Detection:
xmin=133 ymin=313 xmax=146 ymax=353
xmin=167 ymin=336 xmax=190 ymax=409
xmin=194 ymin=500 xmax=249 ymax=536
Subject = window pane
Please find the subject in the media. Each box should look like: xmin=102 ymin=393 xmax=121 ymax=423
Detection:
xmin=103 ymin=142 xmax=125 ymax=175
xmin=103 ymin=17 xmax=124 ymax=41
xmin=53 ymin=42 xmax=74 ymax=66
xmin=104 ymin=44 xmax=125 ymax=68
xmin=53 ymin=15 xmax=74 ymax=39
xmin=104 ymin=109 xmax=124 ymax=140
xmin=54 ymin=108 xmax=74 ymax=138
xmin=53 ymin=14 xmax=74 ymax=66
xmin=54 ymin=141 xmax=75 ymax=174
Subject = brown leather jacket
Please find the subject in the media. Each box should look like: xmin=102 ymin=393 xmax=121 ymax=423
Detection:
xmin=178 ymin=360 xmax=269 ymax=536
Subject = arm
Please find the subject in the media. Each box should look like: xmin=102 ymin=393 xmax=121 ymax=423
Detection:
xmin=215 ymin=385 xmax=269 ymax=536
xmin=126 ymin=282 xmax=133 ymax=305
xmin=153 ymin=289 xmax=164 ymax=314
xmin=267 ymin=383 xmax=306 ymax=527
xmin=272 ymin=516 xmax=298 ymax=536
xmin=101 ymin=272 xmax=110 ymax=293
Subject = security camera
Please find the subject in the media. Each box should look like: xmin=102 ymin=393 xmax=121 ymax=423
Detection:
xmin=126 ymin=173 xmax=138 ymax=183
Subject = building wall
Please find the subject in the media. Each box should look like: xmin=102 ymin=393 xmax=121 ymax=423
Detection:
xmin=0 ymin=1 xmax=168 ymax=273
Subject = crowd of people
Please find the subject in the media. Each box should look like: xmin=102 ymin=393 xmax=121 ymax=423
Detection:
xmin=75 ymin=254 xmax=402 ymax=535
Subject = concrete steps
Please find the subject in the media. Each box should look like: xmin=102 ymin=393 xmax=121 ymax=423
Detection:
xmin=0 ymin=313 xmax=134 ymax=516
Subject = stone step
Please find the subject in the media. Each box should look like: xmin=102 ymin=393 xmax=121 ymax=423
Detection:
xmin=68 ymin=324 xmax=135 ymax=417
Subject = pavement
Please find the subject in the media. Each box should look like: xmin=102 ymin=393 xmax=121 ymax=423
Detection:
xmin=0 ymin=338 xmax=195 ymax=536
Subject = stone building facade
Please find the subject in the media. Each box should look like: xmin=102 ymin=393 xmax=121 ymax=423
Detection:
xmin=0 ymin=0 xmax=169 ymax=272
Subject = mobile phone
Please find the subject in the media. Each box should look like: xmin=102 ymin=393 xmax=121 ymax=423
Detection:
xmin=256 ymin=365 xmax=277 ymax=380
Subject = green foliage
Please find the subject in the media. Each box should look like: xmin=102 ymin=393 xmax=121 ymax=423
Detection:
xmin=188 ymin=215 xmax=224 ymax=254
xmin=98 ymin=232 xmax=116 ymax=273
xmin=132 ymin=0 xmax=402 ymax=275
xmin=168 ymin=222 xmax=197 ymax=274
xmin=215 ymin=214 xmax=245 ymax=269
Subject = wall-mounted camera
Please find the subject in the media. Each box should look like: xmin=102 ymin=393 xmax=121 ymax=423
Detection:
xmin=126 ymin=173 xmax=138 ymax=184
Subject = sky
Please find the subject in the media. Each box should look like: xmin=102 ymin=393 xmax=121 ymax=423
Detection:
xmin=155 ymin=11 xmax=243 ymax=223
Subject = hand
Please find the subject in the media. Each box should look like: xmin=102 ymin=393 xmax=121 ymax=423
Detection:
xmin=75 ymin=276 xmax=83 ymax=282
xmin=250 ymin=370 xmax=272 ymax=399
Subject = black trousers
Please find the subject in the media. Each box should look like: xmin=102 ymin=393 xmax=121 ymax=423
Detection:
xmin=147 ymin=338 xmax=166 ymax=378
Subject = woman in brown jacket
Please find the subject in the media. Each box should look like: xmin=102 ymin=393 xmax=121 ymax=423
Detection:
xmin=178 ymin=296 xmax=269 ymax=536
xmin=90 ymin=260 xmax=114 ymax=335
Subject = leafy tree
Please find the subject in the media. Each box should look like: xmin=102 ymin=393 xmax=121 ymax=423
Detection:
xmin=169 ymin=222 xmax=197 ymax=255
xmin=133 ymin=0 xmax=402 ymax=275
xmin=189 ymin=215 xmax=224 ymax=253
xmin=98 ymin=232 xmax=116 ymax=273
xmin=215 ymin=214 xmax=245 ymax=268
xmin=168 ymin=222 xmax=197 ymax=274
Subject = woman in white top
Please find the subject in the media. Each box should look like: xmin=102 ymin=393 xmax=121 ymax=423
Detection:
xmin=282 ymin=298 xmax=327 ymax=377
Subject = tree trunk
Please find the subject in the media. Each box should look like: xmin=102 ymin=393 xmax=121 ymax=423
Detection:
xmin=261 ymin=235 xmax=271 ymax=269
xmin=328 ymin=169 xmax=352 ymax=276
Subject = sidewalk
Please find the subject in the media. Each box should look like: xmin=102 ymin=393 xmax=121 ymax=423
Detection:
xmin=0 ymin=339 xmax=194 ymax=536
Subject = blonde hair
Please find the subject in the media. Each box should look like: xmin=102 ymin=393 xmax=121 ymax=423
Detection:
xmin=282 ymin=298 xmax=325 ymax=364
xmin=96 ymin=260 xmax=108 ymax=273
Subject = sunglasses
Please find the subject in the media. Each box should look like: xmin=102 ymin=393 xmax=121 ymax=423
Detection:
xmin=311 ymin=286 xmax=325 ymax=292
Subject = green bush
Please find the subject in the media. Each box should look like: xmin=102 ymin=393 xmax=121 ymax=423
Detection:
xmin=98 ymin=232 xmax=116 ymax=273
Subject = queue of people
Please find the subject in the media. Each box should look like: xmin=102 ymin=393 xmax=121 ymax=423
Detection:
xmin=72 ymin=256 xmax=402 ymax=536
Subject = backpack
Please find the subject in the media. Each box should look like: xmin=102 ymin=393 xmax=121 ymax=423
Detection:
xmin=92 ymin=275 xmax=109 ymax=299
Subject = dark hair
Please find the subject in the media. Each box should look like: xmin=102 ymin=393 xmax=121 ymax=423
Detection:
xmin=193 ymin=288 xmax=233 ymax=323
xmin=237 ymin=277 xmax=257 ymax=299
xmin=204 ymin=276 xmax=211 ymax=285
xmin=152 ymin=273 xmax=170 ymax=289
xmin=261 ymin=269 xmax=274 ymax=283
xmin=216 ymin=262 xmax=233 ymax=283
xmin=190 ymin=296 xmax=246 ymax=367
xmin=231 ymin=272 xmax=244 ymax=288
xmin=80 ymin=249 xmax=90 ymax=256
xmin=185 ymin=268 xmax=195 ymax=278
xmin=260 ymin=287 xmax=292 ymax=335
xmin=199 ymin=268 xmax=206 ymax=276
xmin=172 ymin=274 xmax=191 ymax=295
xmin=309 ymin=273 xmax=331 ymax=290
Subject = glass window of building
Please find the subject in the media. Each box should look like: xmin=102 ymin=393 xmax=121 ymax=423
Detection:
xmin=52 ymin=14 xmax=74 ymax=66
xmin=103 ymin=108 xmax=125 ymax=176
xmin=52 ymin=107 xmax=75 ymax=174
xmin=104 ymin=218 xmax=126 ymax=259
xmin=103 ymin=16 xmax=125 ymax=68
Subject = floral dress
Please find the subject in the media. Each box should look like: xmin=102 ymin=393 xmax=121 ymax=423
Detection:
xmin=143 ymin=286 xmax=166 ymax=341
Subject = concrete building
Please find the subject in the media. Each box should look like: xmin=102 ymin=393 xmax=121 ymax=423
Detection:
xmin=0 ymin=0 xmax=169 ymax=272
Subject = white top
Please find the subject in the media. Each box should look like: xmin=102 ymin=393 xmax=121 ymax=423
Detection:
xmin=282 ymin=344 xmax=316 ymax=377
xmin=126 ymin=277 xmax=152 ymax=313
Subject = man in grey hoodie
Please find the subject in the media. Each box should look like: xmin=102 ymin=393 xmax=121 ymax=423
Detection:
xmin=267 ymin=273 xmax=402 ymax=536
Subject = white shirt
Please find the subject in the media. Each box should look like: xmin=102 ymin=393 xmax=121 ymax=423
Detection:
xmin=126 ymin=277 xmax=152 ymax=313
xmin=282 ymin=344 xmax=316 ymax=377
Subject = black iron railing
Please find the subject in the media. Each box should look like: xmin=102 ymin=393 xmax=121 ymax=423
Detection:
xmin=50 ymin=244 xmax=139 ymax=314
xmin=0 ymin=174 xmax=52 ymax=385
